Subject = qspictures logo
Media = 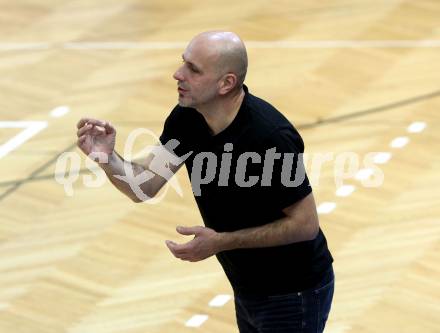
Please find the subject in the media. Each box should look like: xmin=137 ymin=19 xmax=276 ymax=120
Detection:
xmin=55 ymin=128 xmax=385 ymax=204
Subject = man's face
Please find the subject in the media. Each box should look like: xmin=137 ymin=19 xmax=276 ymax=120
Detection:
xmin=173 ymin=39 xmax=222 ymax=109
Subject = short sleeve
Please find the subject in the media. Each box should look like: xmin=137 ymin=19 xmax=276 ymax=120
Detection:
xmin=261 ymin=126 xmax=312 ymax=210
xmin=159 ymin=105 xmax=193 ymax=158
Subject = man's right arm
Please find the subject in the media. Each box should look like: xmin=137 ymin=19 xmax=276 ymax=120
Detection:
xmin=99 ymin=148 xmax=183 ymax=203
xmin=76 ymin=117 xmax=183 ymax=203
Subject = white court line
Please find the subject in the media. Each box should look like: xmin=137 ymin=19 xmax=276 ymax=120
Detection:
xmin=355 ymin=168 xmax=374 ymax=181
xmin=63 ymin=41 xmax=187 ymax=50
xmin=0 ymin=121 xmax=48 ymax=159
xmin=336 ymin=185 xmax=355 ymax=197
xmin=209 ymin=294 xmax=232 ymax=307
xmin=317 ymin=202 xmax=336 ymax=214
xmin=390 ymin=136 xmax=409 ymax=148
xmin=407 ymin=121 xmax=427 ymax=133
xmin=0 ymin=43 xmax=50 ymax=51
xmin=185 ymin=314 xmax=209 ymax=327
xmin=3 ymin=40 xmax=440 ymax=51
xmin=64 ymin=40 xmax=440 ymax=49
xmin=50 ymin=106 xmax=70 ymax=118
xmin=246 ymin=40 xmax=440 ymax=48
xmin=373 ymin=152 xmax=392 ymax=164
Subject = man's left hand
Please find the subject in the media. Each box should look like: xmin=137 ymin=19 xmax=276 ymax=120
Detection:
xmin=165 ymin=226 xmax=223 ymax=262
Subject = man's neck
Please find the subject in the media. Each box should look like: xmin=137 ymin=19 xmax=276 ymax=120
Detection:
xmin=197 ymin=88 xmax=245 ymax=136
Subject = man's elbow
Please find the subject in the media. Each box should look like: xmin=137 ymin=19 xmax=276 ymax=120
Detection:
xmin=132 ymin=196 xmax=143 ymax=203
xmin=130 ymin=190 xmax=157 ymax=203
xmin=131 ymin=182 xmax=162 ymax=203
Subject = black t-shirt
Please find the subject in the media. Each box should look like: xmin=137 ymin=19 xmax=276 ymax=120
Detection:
xmin=160 ymin=85 xmax=333 ymax=295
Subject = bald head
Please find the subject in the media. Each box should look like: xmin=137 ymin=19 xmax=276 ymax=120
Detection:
xmin=189 ymin=31 xmax=248 ymax=90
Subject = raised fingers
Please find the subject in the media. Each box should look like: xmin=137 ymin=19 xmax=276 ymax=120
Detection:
xmin=76 ymin=123 xmax=92 ymax=137
xmin=77 ymin=118 xmax=115 ymax=137
xmin=76 ymin=118 xmax=106 ymax=128
xmin=102 ymin=121 xmax=115 ymax=134
xmin=77 ymin=117 xmax=93 ymax=129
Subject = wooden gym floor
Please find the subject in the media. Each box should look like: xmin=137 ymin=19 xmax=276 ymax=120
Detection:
xmin=0 ymin=1 xmax=439 ymax=332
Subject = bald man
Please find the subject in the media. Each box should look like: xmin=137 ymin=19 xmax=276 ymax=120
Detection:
xmin=77 ymin=31 xmax=334 ymax=333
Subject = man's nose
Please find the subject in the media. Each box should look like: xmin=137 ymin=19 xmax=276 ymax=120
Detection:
xmin=173 ymin=66 xmax=184 ymax=81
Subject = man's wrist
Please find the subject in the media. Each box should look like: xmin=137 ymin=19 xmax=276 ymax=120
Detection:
xmin=98 ymin=151 xmax=116 ymax=170
xmin=216 ymin=232 xmax=234 ymax=252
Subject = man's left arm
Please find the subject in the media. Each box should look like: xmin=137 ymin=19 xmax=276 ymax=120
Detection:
xmin=166 ymin=192 xmax=319 ymax=262
xmin=220 ymin=192 xmax=319 ymax=250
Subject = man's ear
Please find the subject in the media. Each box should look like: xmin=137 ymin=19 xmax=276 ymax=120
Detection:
xmin=218 ymin=73 xmax=238 ymax=95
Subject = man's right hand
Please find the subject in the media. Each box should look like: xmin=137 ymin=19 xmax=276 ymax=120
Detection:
xmin=76 ymin=118 xmax=116 ymax=162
